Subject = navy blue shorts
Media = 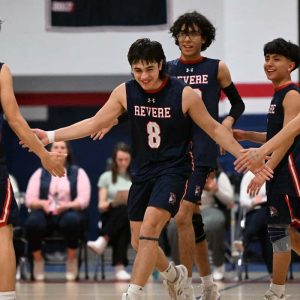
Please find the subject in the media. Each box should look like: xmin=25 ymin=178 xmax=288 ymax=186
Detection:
xmin=0 ymin=171 xmax=19 ymax=227
xmin=267 ymin=193 xmax=300 ymax=228
xmin=184 ymin=166 xmax=212 ymax=204
xmin=127 ymin=174 xmax=188 ymax=221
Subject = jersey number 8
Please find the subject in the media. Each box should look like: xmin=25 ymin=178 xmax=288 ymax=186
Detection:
xmin=147 ymin=121 xmax=161 ymax=149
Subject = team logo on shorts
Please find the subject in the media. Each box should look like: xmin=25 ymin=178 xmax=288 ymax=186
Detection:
xmin=269 ymin=206 xmax=278 ymax=217
xmin=168 ymin=192 xmax=176 ymax=205
xmin=195 ymin=185 xmax=202 ymax=197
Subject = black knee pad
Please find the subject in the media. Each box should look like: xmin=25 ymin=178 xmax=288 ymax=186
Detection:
xmin=268 ymin=225 xmax=291 ymax=252
xmin=192 ymin=213 xmax=206 ymax=243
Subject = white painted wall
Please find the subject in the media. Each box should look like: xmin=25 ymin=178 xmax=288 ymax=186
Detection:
xmin=0 ymin=0 xmax=298 ymax=82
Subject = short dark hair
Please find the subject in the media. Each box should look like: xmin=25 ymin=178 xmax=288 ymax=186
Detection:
xmin=127 ymin=38 xmax=167 ymax=79
xmin=264 ymin=38 xmax=300 ymax=71
xmin=169 ymin=11 xmax=216 ymax=51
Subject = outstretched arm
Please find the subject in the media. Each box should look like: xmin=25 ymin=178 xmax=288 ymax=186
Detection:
xmin=260 ymin=112 xmax=300 ymax=156
xmin=0 ymin=64 xmax=65 ymax=177
xmin=35 ymin=84 xmax=126 ymax=144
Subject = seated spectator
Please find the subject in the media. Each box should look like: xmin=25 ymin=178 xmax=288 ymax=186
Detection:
xmin=87 ymin=142 xmax=131 ymax=281
xmin=200 ymin=169 xmax=235 ymax=281
xmin=234 ymin=171 xmax=272 ymax=274
xmin=25 ymin=141 xmax=91 ymax=281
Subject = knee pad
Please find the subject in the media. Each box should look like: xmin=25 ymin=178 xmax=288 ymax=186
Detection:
xmin=192 ymin=213 xmax=206 ymax=243
xmin=268 ymin=225 xmax=291 ymax=252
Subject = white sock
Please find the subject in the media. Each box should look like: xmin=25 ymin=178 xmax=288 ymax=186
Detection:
xmin=187 ymin=277 xmax=193 ymax=286
xmin=270 ymin=282 xmax=285 ymax=296
xmin=160 ymin=262 xmax=177 ymax=282
xmin=0 ymin=291 xmax=16 ymax=300
xmin=127 ymin=284 xmax=143 ymax=295
xmin=201 ymin=274 xmax=214 ymax=285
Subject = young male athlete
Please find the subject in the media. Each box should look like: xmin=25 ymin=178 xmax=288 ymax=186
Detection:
xmin=0 ymin=61 xmax=65 ymax=300
xmin=28 ymin=39 xmax=269 ymax=300
xmin=234 ymin=38 xmax=300 ymax=300
xmin=167 ymin=11 xmax=245 ymax=299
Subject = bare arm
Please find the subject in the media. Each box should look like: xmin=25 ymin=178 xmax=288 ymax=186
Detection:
xmin=98 ymin=187 xmax=110 ymax=213
xmin=53 ymin=84 xmax=126 ymax=143
xmin=0 ymin=65 xmax=50 ymax=157
xmin=259 ymin=111 xmax=300 ymax=156
xmin=233 ymin=129 xmax=267 ymax=144
xmin=0 ymin=64 xmax=65 ymax=176
xmin=264 ymin=90 xmax=300 ymax=170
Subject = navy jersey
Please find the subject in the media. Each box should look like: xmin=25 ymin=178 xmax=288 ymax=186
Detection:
xmin=126 ymin=77 xmax=192 ymax=182
xmin=266 ymin=83 xmax=300 ymax=196
xmin=167 ymin=57 xmax=221 ymax=168
xmin=0 ymin=62 xmax=7 ymax=167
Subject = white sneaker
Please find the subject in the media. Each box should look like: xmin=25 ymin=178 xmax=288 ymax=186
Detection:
xmin=199 ymin=283 xmax=220 ymax=300
xmin=263 ymin=289 xmax=286 ymax=300
xmin=33 ymin=259 xmax=45 ymax=281
xmin=66 ymin=258 xmax=78 ymax=281
xmin=16 ymin=265 xmax=21 ymax=281
xmin=87 ymin=236 xmax=108 ymax=256
xmin=121 ymin=292 xmax=140 ymax=300
xmin=212 ymin=264 xmax=225 ymax=281
xmin=115 ymin=265 xmax=131 ymax=281
xmin=183 ymin=285 xmax=196 ymax=300
xmin=232 ymin=240 xmax=244 ymax=257
xmin=163 ymin=263 xmax=188 ymax=300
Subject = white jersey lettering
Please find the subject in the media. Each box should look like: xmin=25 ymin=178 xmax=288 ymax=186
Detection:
xmin=134 ymin=106 xmax=171 ymax=118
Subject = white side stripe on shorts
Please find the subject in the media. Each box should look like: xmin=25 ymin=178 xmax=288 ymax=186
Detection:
xmin=288 ymin=154 xmax=300 ymax=197
xmin=0 ymin=178 xmax=12 ymax=225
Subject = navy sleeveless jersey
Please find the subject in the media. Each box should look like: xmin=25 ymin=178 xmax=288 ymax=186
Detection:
xmin=126 ymin=77 xmax=192 ymax=182
xmin=0 ymin=62 xmax=7 ymax=168
xmin=167 ymin=57 xmax=220 ymax=168
xmin=266 ymin=83 xmax=300 ymax=196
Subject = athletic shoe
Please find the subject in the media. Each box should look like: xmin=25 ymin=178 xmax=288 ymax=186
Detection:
xmin=33 ymin=259 xmax=45 ymax=281
xmin=66 ymin=258 xmax=78 ymax=281
xmin=212 ymin=265 xmax=225 ymax=281
xmin=163 ymin=263 xmax=188 ymax=300
xmin=263 ymin=289 xmax=286 ymax=300
xmin=87 ymin=236 xmax=108 ymax=256
xmin=115 ymin=265 xmax=131 ymax=281
xmin=199 ymin=283 xmax=220 ymax=300
xmin=121 ymin=292 xmax=139 ymax=300
xmin=183 ymin=285 xmax=196 ymax=300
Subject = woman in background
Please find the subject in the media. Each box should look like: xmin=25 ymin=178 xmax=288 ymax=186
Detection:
xmin=87 ymin=142 xmax=132 ymax=281
xmin=25 ymin=141 xmax=91 ymax=281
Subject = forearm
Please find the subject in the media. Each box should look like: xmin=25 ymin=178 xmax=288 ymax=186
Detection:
xmin=260 ymin=126 xmax=298 ymax=155
xmin=27 ymin=199 xmax=46 ymax=210
xmin=211 ymin=122 xmax=243 ymax=158
xmin=54 ymin=117 xmax=101 ymax=142
xmin=244 ymin=131 xmax=267 ymax=144
xmin=222 ymin=116 xmax=235 ymax=128
xmin=8 ymin=114 xmax=48 ymax=158
xmin=65 ymin=201 xmax=82 ymax=211
xmin=265 ymin=141 xmax=293 ymax=170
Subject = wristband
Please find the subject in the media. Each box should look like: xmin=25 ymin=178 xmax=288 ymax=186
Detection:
xmin=46 ymin=131 xmax=55 ymax=144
